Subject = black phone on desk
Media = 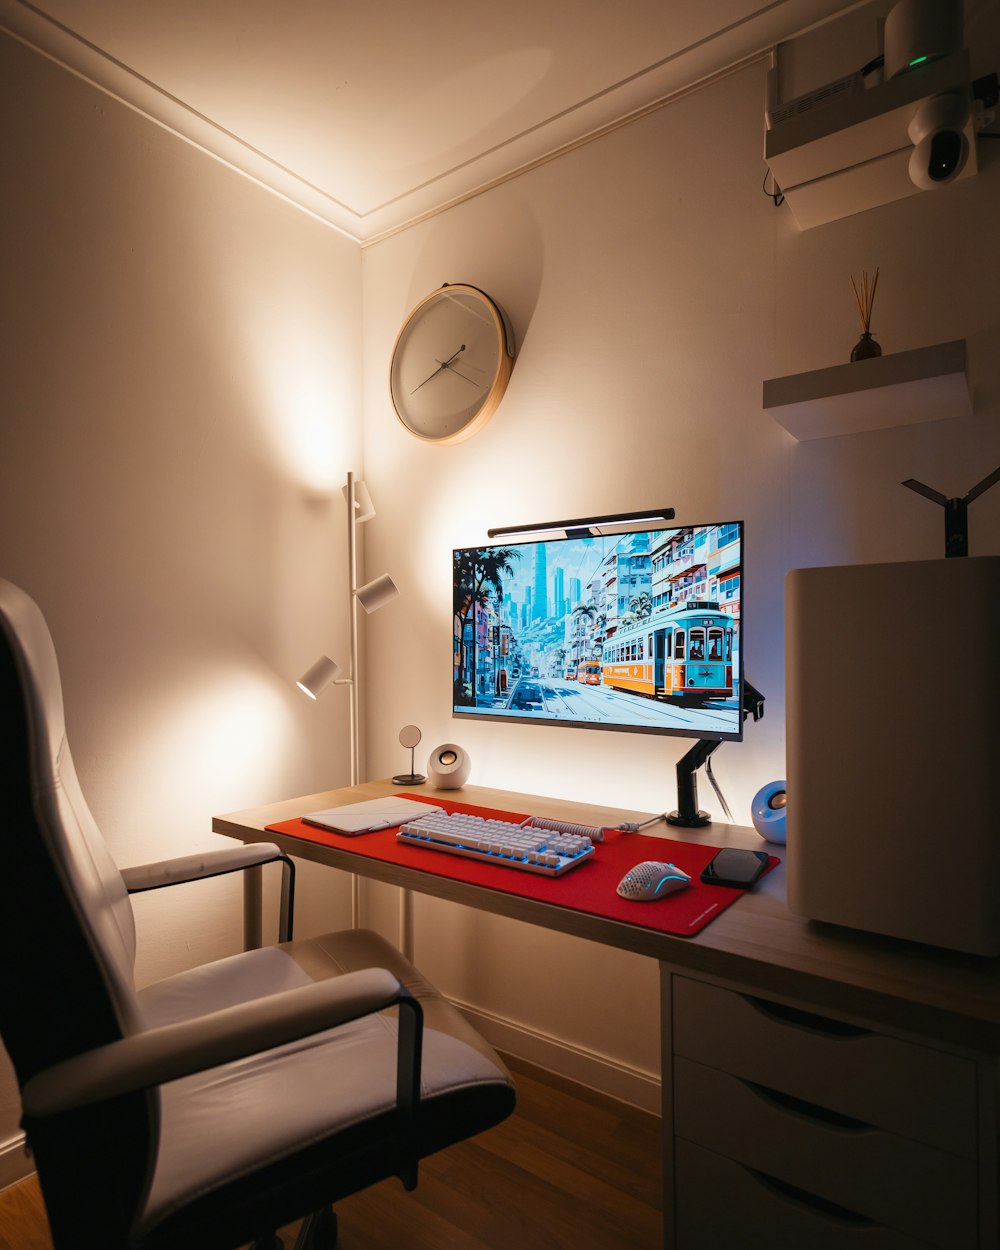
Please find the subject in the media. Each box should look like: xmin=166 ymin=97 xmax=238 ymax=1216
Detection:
xmin=700 ymin=848 xmax=770 ymax=888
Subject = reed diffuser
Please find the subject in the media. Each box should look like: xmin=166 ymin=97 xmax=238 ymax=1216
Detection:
xmin=850 ymin=267 xmax=881 ymax=360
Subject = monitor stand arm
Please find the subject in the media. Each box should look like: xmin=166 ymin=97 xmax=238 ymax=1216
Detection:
xmin=666 ymin=739 xmax=719 ymax=828
xmin=665 ymin=681 xmax=766 ymax=829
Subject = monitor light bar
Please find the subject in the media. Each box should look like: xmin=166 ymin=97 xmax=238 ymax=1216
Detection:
xmin=487 ymin=508 xmax=675 ymax=542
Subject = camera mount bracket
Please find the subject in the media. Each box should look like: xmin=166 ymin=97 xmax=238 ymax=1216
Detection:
xmin=902 ymin=465 xmax=1000 ymax=557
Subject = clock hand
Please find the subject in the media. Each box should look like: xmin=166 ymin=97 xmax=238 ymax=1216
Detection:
xmin=410 ymin=344 xmax=466 ymax=395
xmin=410 ymin=364 xmax=446 ymax=396
xmin=445 ymin=364 xmax=480 ymax=387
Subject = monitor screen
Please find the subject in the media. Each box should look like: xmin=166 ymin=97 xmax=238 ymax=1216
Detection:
xmin=453 ymin=520 xmax=743 ymax=742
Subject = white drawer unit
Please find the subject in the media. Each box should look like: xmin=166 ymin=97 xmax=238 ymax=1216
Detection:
xmin=674 ymin=1056 xmax=975 ymax=1248
xmin=663 ymin=972 xmax=993 ymax=1250
xmin=675 ymin=1139 xmax=929 ymax=1250
xmin=672 ymin=976 xmax=978 ymax=1157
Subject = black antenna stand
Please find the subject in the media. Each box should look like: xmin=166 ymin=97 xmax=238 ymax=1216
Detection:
xmin=666 ymin=682 xmax=765 ymax=827
xmin=902 ymin=466 xmax=1000 ymax=558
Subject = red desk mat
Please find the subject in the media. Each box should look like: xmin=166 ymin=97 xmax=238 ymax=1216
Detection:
xmin=266 ymin=794 xmax=779 ymax=938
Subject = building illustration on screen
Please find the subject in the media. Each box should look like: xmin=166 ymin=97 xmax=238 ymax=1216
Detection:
xmin=453 ymin=523 xmax=743 ymax=740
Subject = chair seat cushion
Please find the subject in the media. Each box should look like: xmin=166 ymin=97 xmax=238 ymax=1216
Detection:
xmin=135 ymin=929 xmax=513 ymax=1239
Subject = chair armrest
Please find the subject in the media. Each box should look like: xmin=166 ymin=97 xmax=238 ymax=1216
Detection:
xmin=121 ymin=843 xmax=296 ymax=942
xmin=23 ymin=968 xmax=417 ymax=1117
xmin=121 ymin=843 xmax=285 ymax=891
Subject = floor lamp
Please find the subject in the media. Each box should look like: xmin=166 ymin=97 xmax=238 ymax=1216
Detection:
xmin=296 ymin=471 xmax=401 ymax=933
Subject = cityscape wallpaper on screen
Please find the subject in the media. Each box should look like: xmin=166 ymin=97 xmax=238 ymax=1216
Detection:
xmin=453 ymin=522 xmax=743 ymax=740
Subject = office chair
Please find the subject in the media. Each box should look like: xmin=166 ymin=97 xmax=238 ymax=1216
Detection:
xmin=0 ymin=579 xmax=515 ymax=1250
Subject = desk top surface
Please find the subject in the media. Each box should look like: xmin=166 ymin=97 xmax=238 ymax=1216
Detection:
xmin=214 ymin=779 xmax=1000 ymax=1051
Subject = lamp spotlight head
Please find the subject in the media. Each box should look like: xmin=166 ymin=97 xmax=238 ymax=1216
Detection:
xmin=907 ymin=93 xmax=970 ymax=189
xmin=355 ymin=572 xmax=399 ymax=614
xmin=296 ymin=655 xmax=344 ymax=699
xmin=345 ymin=478 xmax=376 ymax=523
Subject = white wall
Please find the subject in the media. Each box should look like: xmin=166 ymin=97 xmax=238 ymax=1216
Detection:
xmin=359 ymin=53 xmax=1000 ymax=1102
xmin=0 ymin=30 xmax=363 ymax=1177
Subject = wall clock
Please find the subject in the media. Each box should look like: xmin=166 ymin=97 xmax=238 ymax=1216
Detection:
xmin=389 ymin=284 xmax=515 ymax=444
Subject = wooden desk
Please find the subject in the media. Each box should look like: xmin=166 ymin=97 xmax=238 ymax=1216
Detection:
xmin=215 ymin=780 xmax=1000 ymax=1249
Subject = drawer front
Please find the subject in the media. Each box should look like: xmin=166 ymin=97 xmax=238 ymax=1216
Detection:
xmin=672 ymin=975 xmax=977 ymax=1156
xmin=675 ymin=1138 xmax=934 ymax=1250
xmin=674 ymin=1057 xmax=976 ymax=1249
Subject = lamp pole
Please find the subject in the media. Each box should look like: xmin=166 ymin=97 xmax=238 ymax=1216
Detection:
xmin=346 ymin=473 xmax=361 ymax=927
xmin=346 ymin=472 xmax=361 ymax=787
xmin=299 ymin=472 xmax=410 ymax=946
xmin=345 ymin=471 xmax=412 ymax=955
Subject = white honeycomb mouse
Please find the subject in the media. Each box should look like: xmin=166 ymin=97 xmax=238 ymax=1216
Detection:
xmin=616 ymin=861 xmax=691 ymax=902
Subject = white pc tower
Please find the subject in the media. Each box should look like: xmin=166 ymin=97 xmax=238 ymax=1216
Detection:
xmin=785 ymin=556 xmax=1000 ymax=955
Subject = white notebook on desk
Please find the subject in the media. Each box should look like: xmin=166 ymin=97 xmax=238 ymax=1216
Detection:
xmin=302 ymin=796 xmax=442 ymax=836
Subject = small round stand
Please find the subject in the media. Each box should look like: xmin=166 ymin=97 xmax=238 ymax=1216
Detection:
xmin=393 ymin=726 xmax=426 ymax=785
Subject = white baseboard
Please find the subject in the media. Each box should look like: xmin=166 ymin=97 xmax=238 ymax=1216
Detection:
xmin=454 ymin=999 xmax=661 ymax=1116
xmin=0 ymin=1133 xmax=32 ymax=1192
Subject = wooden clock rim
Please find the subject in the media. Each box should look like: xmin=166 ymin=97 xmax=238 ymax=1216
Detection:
xmin=389 ymin=284 xmax=514 ymax=445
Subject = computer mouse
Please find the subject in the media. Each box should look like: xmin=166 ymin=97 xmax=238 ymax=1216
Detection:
xmin=616 ymin=861 xmax=692 ymax=902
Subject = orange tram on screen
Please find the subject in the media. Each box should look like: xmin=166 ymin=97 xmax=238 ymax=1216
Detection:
xmin=602 ymin=600 xmax=736 ymax=703
xmin=576 ymin=659 xmax=602 ymax=685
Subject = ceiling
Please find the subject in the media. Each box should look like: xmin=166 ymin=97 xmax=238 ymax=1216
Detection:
xmin=3 ymin=0 xmax=864 ymax=243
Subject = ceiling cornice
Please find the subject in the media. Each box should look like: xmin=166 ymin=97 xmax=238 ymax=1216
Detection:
xmin=2 ymin=0 xmax=864 ymax=246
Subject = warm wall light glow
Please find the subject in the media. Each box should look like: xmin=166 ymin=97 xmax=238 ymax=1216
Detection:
xmin=398 ymin=485 xmax=504 ymax=623
xmin=186 ymin=675 xmax=295 ymax=784
xmin=112 ymin=664 xmax=302 ymax=853
xmin=238 ymin=305 xmax=359 ymax=493
xmin=281 ymin=373 xmax=343 ymax=492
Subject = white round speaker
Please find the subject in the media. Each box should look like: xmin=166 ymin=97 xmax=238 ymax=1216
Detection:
xmin=426 ymin=743 xmax=471 ymax=789
xmin=751 ymin=780 xmax=787 ymax=845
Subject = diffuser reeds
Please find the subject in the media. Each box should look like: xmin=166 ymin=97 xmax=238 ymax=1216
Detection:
xmin=851 ymin=267 xmax=879 ymax=333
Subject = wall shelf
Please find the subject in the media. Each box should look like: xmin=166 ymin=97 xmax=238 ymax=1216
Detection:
xmin=762 ymin=339 xmax=972 ymax=441
xmin=765 ymin=51 xmax=977 ymax=230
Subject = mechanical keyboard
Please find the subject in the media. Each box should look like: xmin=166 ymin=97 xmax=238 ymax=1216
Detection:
xmin=397 ymin=810 xmax=596 ymax=877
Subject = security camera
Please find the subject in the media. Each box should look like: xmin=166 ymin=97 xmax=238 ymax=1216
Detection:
xmin=907 ymin=92 xmax=970 ymax=189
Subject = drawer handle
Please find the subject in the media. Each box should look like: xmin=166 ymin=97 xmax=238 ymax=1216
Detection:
xmin=745 ymin=1166 xmax=876 ymax=1227
xmin=747 ymin=996 xmax=871 ymax=1039
xmin=745 ymin=1080 xmax=873 ymax=1132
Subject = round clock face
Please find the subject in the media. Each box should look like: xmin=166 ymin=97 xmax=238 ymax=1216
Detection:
xmin=389 ymin=284 xmax=514 ymax=444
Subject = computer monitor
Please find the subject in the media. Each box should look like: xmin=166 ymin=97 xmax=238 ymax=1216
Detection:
xmin=453 ymin=519 xmax=743 ymax=744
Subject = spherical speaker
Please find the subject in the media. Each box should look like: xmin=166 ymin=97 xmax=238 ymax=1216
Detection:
xmin=426 ymin=743 xmax=471 ymax=789
xmin=751 ymin=780 xmax=787 ymax=844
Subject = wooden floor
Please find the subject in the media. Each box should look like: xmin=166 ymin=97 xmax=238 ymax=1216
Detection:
xmin=0 ymin=1057 xmax=662 ymax=1250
